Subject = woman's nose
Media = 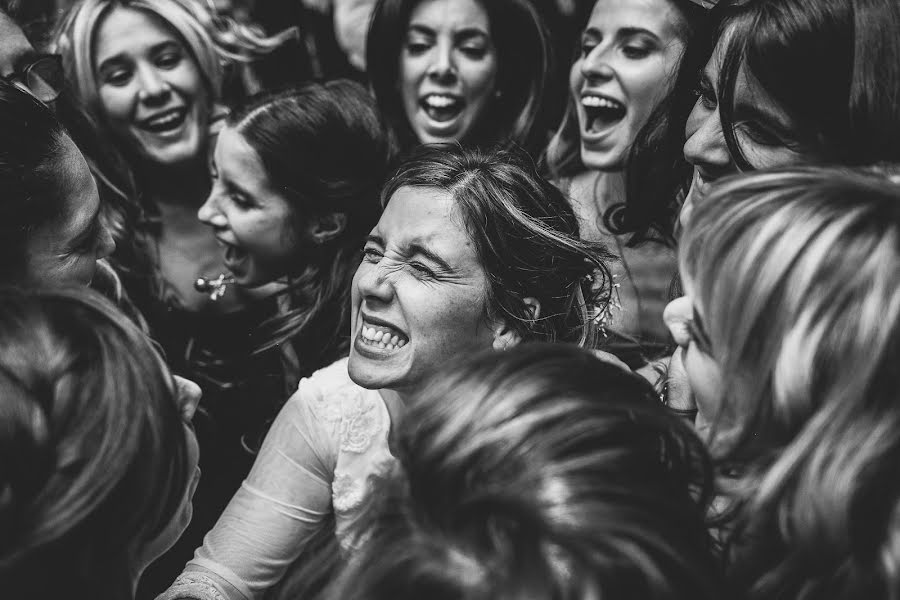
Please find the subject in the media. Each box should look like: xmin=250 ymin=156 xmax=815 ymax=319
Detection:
xmin=197 ymin=193 xmax=227 ymax=229
xmin=683 ymin=103 xmax=730 ymax=170
xmin=356 ymin=261 xmax=394 ymax=304
xmin=427 ymin=44 xmax=456 ymax=83
xmin=663 ymin=296 xmax=694 ymax=348
xmin=136 ymin=64 xmax=171 ymax=104
xmin=581 ymin=46 xmax=615 ymax=82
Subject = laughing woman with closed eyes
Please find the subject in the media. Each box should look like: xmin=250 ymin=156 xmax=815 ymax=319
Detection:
xmin=160 ymin=145 xmax=611 ymax=600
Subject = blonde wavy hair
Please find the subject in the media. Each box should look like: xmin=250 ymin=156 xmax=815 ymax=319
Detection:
xmin=51 ymin=0 xmax=293 ymax=125
xmin=679 ymin=166 xmax=900 ymax=599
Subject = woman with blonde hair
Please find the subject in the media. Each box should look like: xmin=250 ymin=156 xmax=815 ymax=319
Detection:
xmin=51 ymin=2 xmax=294 ymax=593
xmin=666 ymin=166 xmax=900 ymax=598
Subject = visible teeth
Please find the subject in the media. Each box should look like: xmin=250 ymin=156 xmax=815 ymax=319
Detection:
xmin=582 ymin=96 xmax=623 ymax=110
xmin=424 ymin=95 xmax=457 ymax=108
xmin=360 ymin=322 xmax=408 ymax=350
xmin=146 ymin=110 xmax=184 ymax=128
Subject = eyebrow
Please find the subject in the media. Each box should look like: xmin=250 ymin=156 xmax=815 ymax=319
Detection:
xmin=407 ymin=23 xmax=490 ymax=40
xmin=583 ymin=26 xmax=662 ymax=42
xmin=96 ymin=40 xmax=180 ymax=72
xmin=366 ymin=235 xmax=455 ymax=273
xmin=732 ymin=97 xmax=793 ymax=132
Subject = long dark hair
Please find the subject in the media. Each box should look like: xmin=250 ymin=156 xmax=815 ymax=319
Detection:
xmin=327 ymin=344 xmax=722 ymax=600
xmin=229 ymin=80 xmax=388 ymax=368
xmin=0 ymin=286 xmax=190 ymax=600
xmin=381 ymin=144 xmax=613 ymax=347
xmin=543 ymin=0 xmax=712 ymax=245
xmin=366 ymin=0 xmax=553 ymax=158
xmin=715 ymin=0 xmax=900 ymax=170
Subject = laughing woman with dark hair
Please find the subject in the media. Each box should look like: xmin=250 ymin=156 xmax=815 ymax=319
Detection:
xmin=160 ymin=145 xmax=611 ymax=600
xmin=544 ymin=0 xmax=711 ymax=366
xmin=366 ymin=0 xmax=553 ymax=157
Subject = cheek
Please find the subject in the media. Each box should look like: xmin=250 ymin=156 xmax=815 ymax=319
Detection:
xmin=461 ymin=58 xmax=498 ymax=101
xmin=626 ymin=59 xmax=676 ymax=117
xmin=414 ymin=287 xmax=489 ymax=349
xmin=98 ymin=86 xmax=134 ymax=124
xmin=569 ymin=57 xmax=584 ymax=96
xmin=738 ymin=142 xmax=804 ymax=170
xmin=683 ymin=346 xmax=723 ymax=417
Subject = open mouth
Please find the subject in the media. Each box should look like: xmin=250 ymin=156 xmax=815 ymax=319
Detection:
xmin=219 ymin=239 xmax=248 ymax=271
xmin=358 ymin=316 xmax=408 ymax=352
xmin=139 ymin=107 xmax=188 ymax=134
xmin=420 ymin=94 xmax=465 ymax=123
xmin=581 ymin=94 xmax=626 ymax=133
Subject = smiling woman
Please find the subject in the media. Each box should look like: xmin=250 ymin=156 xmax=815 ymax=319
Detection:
xmin=50 ymin=3 xmax=300 ymax=595
xmin=160 ymin=145 xmax=612 ymax=600
xmin=366 ymin=0 xmax=553 ymax=157
xmin=679 ymin=0 xmax=900 ymax=225
xmin=544 ymin=0 xmax=709 ymax=366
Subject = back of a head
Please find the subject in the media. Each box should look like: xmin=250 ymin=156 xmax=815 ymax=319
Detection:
xmin=327 ymin=344 xmax=722 ymax=600
xmin=680 ymin=167 xmax=900 ymax=598
xmin=0 ymin=81 xmax=69 ymax=283
xmin=715 ymin=0 xmax=900 ymax=167
xmin=0 ymin=287 xmax=190 ymax=600
xmin=381 ymin=144 xmax=614 ymax=347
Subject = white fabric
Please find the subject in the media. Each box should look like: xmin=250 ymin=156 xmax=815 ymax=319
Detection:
xmin=161 ymin=358 xmax=396 ymax=600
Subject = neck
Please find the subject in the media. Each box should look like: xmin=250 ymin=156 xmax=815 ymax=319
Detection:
xmin=137 ymin=159 xmax=210 ymax=207
xmin=584 ymin=169 xmax=626 ymax=210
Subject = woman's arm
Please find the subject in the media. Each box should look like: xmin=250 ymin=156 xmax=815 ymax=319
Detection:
xmin=159 ymin=382 xmax=339 ymax=600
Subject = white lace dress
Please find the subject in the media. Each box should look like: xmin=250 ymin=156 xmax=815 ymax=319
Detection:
xmin=159 ymin=358 xmax=397 ymax=600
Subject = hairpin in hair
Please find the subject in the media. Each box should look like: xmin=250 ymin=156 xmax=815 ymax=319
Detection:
xmin=195 ymin=273 xmax=235 ymax=301
xmin=686 ymin=0 xmax=717 ymax=8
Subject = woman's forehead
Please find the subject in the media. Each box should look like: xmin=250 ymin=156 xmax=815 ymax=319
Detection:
xmin=377 ymin=186 xmax=478 ymax=267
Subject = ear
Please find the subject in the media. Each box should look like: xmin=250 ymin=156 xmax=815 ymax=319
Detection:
xmin=307 ymin=212 xmax=347 ymax=245
xmin=491 ymin=297 xmax=541 ymax=351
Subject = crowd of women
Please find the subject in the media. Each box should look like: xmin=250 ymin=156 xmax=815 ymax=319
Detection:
xmin=0 ymin=0 xmax=898 ymax=598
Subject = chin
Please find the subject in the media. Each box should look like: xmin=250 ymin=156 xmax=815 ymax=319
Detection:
xmin=135 ymin=130 xmax=204 ymax=167
xmin=347 ymin=352 xmax=402 ymax=390
xmin=580 ymin=145 xmax=626 ymax=171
